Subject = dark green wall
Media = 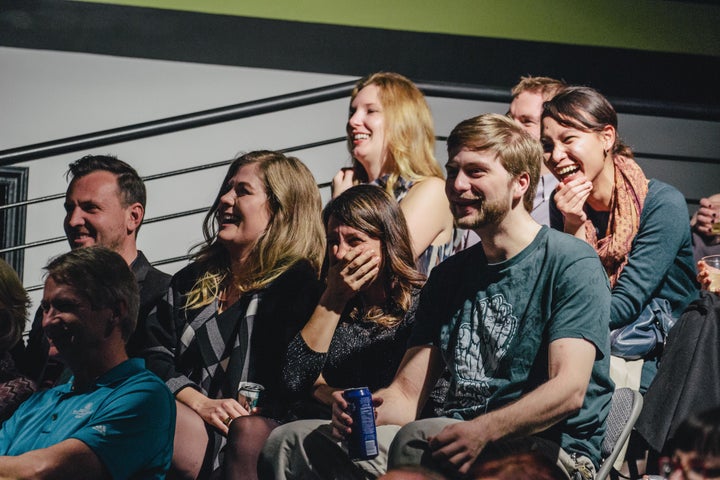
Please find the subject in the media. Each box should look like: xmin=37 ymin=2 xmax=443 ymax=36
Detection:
xmin=74 ymin=0 xmax=720 ymax=57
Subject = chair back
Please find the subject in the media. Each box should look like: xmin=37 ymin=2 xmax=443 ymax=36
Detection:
xmin=596 ymin=388 xmax=643 ymax=480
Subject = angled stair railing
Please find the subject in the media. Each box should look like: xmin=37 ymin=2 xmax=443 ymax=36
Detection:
xmin=0 ymin=135 xmax=347 ymax=292
xmin=0 ymin=80 xmax=359 ymax=166
xmin=1 ymin=79 xmax=719 ymax=290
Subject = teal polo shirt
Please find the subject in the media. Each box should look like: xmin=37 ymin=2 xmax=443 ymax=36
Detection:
xmin=0 ymin=358 xmax=175 ymax=480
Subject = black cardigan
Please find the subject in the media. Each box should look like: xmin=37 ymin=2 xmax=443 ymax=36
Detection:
xmin=142 ymin=259 xmax=322 ymax=421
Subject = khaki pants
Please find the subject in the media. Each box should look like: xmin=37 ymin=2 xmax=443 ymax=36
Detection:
xmin=388 ymin=417 xmax=596 ymax=480
xmin=258 ymin=419 xmax=400 ymax=480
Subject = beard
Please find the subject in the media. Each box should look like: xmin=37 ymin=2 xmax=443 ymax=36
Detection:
xmin=452 ymin=196 xmax=510 ymax=230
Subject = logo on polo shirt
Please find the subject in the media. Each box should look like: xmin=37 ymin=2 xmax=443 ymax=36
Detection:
xmin=92 ymin=425 xmax=108 ymax=436
xmin=72 ymin=403 xmax=95 ymax=419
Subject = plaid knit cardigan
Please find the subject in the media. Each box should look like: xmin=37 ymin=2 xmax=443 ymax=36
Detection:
xmin=141 ymin=260 xmax=321 ymax=471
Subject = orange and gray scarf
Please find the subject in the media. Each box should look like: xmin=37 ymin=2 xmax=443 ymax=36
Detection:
xmin=585 ymin=155 xmax=649 ymax=287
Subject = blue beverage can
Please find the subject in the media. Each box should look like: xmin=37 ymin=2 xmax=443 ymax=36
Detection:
xmin=343 ymin=387 xmax=379 ymax=460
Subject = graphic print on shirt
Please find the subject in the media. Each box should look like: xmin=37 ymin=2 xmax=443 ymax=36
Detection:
xmin=442 ymin=293 xmax=518 ymax=412
xmin=72 ymin=402 xmax=95 ymax=419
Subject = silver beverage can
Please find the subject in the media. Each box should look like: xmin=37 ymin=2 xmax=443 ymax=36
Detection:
xmin=237 ymin=382 xmax=264 ymax=410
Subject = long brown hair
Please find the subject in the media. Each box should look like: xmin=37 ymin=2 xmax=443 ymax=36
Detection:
xmin=186 ymin=151 xmax=325 ymax=309
xmin=323 ymin=184 xmax=425 ymax=326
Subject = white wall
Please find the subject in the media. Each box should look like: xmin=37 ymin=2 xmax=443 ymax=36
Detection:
xmin=2 ymin=46 xmax=719 ymax=311
xmin=1 ymin=46 xmax=353 ymax=309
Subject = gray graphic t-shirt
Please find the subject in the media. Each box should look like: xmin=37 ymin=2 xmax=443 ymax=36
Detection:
xmin=410 ymin=226 xmax=613 ymax=467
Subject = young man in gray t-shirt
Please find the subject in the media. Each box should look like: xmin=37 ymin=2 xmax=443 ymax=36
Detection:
xmin=261 ymin=114 xmax=613 ymax=480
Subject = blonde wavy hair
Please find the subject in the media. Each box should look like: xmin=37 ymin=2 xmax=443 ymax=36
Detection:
xmin=348 ymin=72 xmax=443 ymax=194
xmin=185 ymin=151 xmax=325 ymax=309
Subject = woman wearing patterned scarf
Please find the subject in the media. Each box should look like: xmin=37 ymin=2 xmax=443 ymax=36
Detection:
xmin=143 ymin=151 xmax=325 ymax=479
xmin=541 ymin=86 xmax=698 ymax=393
xmin=331 ymin=72 xmax=455 ymax=275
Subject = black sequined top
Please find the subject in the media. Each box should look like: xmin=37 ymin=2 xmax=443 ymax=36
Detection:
xmin=282 ymin=293 xmax=419 ymax=419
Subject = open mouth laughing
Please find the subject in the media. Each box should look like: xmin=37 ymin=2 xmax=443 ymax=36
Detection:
xmin=44 ymin=324 xmax=75 ymax=353
xmin=350 ymin=132 xmax=370 ymax=145
xmin=218 ymin=212 xmax=241 ymax=226
xmin=450 ymin=197 xmax=482 ymax=214
xmin=554 ymin=164 xmax=582 ymax=183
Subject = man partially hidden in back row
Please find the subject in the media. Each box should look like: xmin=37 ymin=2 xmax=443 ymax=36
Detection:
xmin=0 ymin=247 xmax=174 ymax=479
xmin=260 ymin=114 xmax=613 ymax=479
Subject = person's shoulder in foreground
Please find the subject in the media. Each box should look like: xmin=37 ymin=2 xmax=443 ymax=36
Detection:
xmin=1 ymin=358 xmax=175 ymax=479
xmin=0 ymin=247 xmax=175 ymax=480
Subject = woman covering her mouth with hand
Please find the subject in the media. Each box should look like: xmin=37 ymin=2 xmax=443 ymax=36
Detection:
xmin=258 ymin=184 xmax=439 ymax=479
xmin=541 ymin=86 xmax=697 ymax=393
xmin=142 ymin=150 xmax=325 ymax=480
xmin=332 ymin=72 xmax=455 ymax=275
xmin=281 ymin=184 xmax=427 ymax=415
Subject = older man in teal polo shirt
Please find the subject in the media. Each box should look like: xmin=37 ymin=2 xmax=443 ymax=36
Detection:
xmin=0 ymin=247 xmax=175 ymax=479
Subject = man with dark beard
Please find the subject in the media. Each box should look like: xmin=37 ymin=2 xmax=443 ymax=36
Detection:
xmin=260 ymin=114 xmax=614 ymax=480
xmin=455 ymin=76 xmax=566 ymax=250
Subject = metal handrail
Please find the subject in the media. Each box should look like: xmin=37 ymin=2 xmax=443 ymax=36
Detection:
xmin=0 ymin=81 xmax=358 ymax=166
xmin=0 ymin=136 xmax=346 ymax=214
xmin=3 ymin=79 xmax=718 ymax=168
xmin=0 ymin=80 xmax=503 ymax=167
xmin=0 ymin=136 xmax=344 ymax=255
xmin=3 ymin=79 xmax=719 ymax=273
